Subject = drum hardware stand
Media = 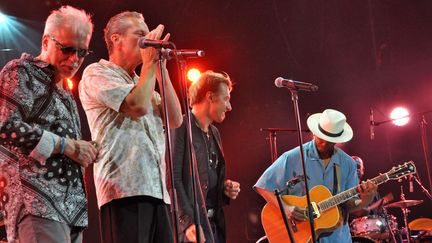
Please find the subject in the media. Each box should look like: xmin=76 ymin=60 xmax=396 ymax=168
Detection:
xmin=381 ymin=205 xmax=398 ymax=243
xmin=399 ymin=185 xmax=411 ymax=243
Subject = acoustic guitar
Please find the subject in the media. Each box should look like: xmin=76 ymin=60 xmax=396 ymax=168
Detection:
xmin=261 ymin=161 xmax=416 ymax=243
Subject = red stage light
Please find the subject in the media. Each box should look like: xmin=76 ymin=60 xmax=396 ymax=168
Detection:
xmin=390 ymin=107 xmax=410 ymax=126
xmin=187 ymin=68 xmax=201 ymax=84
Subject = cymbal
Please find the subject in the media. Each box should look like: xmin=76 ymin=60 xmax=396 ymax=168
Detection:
xmin=385 ymin=199 xmax=423 ymax=208
xmin=409 ymin=218 xmax=432 ymax=231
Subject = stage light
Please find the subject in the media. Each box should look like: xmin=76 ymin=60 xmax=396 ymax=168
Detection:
xmin=390 ymin=107 xmax=410 ymax=126
xmin=66 ymin=78 xmax=74 ymax=91
xmin=0 ymin=14 xmax=41 ymax=67
xmin=187 ymin=68 xmax=201 ymax=84
xmin=0 ymin=12 xmax=7 ymax=25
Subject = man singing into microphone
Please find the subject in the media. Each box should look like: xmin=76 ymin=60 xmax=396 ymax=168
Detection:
xmin=254 ymin=109 xmax=377 ymax=243
xmin=79 ymin=11 xmax=182 ymax=243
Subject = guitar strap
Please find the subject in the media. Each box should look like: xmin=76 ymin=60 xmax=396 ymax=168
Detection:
xmin=316 ymin=163 xmax=343 ymax=241
xmin=333 ymin=164 xmax=340 ymax=195
xmin=318 ymin=164 xmax=342 ymax=240
xmin=334 ymin=163 xmax=350 ymax=224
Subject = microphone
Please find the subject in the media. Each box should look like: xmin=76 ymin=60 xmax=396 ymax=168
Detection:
xmin=138 ymin=37 xmax=171 ymax=49
xmin=274 ymin=77 xmax=318 ymax=92
xmin=409 ymin=175 xmax=414 ymax=193
xmin=370 ymin=108 xmax=375 ymax=140
xmin=161 ymin=48 xmax=205 ymax=59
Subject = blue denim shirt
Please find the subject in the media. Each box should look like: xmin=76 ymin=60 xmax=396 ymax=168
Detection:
xmin=255 ymin=140 xmax=359 ymax=243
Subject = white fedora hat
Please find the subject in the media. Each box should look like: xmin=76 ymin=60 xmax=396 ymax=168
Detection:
xmin=307 ymin=109 xmax=353 ymax=143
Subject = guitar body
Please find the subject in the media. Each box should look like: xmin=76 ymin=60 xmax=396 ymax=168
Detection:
xmin=261 ymin=161 xmax=416 ymax=242
xmin=261 ymin=185 xmax=343 ymax=243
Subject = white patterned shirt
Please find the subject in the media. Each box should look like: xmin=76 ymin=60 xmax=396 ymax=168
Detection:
xmin=79 ymin=59 xmax=170 ymax=208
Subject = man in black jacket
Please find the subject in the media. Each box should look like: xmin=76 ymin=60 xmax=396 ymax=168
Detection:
xmin=172 ymin=70 xmax=240 ymax=243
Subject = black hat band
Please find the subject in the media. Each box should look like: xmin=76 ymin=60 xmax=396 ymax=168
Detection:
xmin=318 ymin=124 xmax=344 ymax=137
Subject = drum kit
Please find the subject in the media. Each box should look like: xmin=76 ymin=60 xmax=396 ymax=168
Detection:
xmin=350 ymin=187 xmax=430 ymax=243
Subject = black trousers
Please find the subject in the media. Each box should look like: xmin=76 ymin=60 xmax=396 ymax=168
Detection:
xmin=100 ymin=195 xmax=173 ymax=243
xmin=208 ymin=219 xmax=224 ymax=243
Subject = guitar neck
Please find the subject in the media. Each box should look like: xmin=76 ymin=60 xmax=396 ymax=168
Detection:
xmin=318 ymin=173 xmax=389 ymax=212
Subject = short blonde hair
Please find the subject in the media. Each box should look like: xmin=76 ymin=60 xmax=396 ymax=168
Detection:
xmin=44 ymin=5 xmax=94 ymax=38
xmin=189 ymin=70 xmax=233 ymax=106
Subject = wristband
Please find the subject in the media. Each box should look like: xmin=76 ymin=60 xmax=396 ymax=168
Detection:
xmin=60 ymin=137 xmax=66 ymax=155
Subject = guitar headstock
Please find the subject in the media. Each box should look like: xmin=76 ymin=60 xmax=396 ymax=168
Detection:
xmin=386 ymin=161 xmax=416 ymax=180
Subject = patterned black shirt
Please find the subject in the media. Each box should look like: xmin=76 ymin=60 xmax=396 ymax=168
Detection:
xmin=0 ymin=53 xmax=87 ymax=242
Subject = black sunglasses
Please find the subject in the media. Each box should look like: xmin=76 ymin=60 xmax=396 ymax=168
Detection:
xmin=48 ymin=35 xmax=92 ymax=58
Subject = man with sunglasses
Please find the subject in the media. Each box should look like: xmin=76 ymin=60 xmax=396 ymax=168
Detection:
xmin=0 ymin=5 xmax=97 ymax=243
xmin=79 ymin=11 xmax=182 ymax=243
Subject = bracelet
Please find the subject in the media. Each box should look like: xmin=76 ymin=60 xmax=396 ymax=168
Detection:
xmin=60 ymin=137 xmax=66 ymax=155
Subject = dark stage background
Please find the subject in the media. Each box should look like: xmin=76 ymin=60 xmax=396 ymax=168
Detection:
xmin=1 ymin=1 xmax=432 ymax=242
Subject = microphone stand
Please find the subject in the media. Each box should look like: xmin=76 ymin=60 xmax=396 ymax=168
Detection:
xmin=419 ymin=115 xmax=432 ymax=195
xmin=157 ymin=51 xmax=179 ymax=243
xmin=412 ymin=175 xmax=432 ymax=201
xmin=260 ymin=128 xmax=310 ymax=162
xmin=175 ymin=58 xmax=215 ymax=243
xmin=272 ymin=176 xmax=308 ymax=243
xmin=287 ymin=89 xmax=317 ymax=243
xmin=258 ymin=127 xmax=310 ymax=243
xmin=274 ymin=188 xmax=296 ymax=243
xmin=373 ymin=110 xmax=432 ymax=195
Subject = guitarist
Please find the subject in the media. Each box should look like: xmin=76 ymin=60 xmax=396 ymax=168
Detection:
xmin=254 ymin=109 xmax=377 ymax=242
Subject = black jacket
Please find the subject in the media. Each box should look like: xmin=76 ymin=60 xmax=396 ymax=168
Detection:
xmin=172 ymin=114 xmax=230 ymax=242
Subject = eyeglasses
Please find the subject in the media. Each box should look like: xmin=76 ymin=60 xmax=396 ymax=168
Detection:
xmin=48 ymin=35 xmax=92 ymax=58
